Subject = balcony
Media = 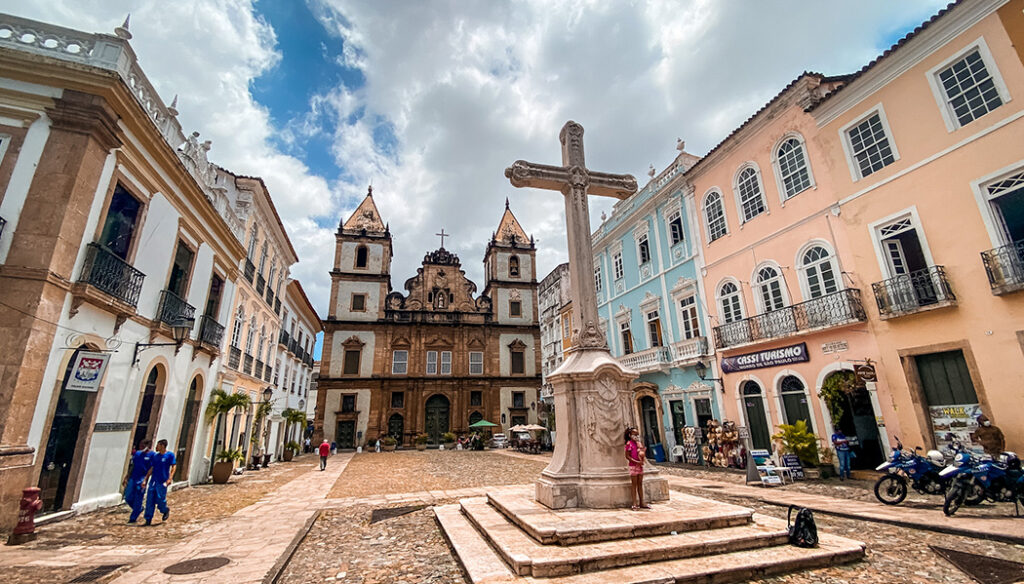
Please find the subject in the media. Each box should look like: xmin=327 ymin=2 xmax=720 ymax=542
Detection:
xmin=619 ymin=346 xmax=673 ymax=373
xmin=198 ymin=315 xmax=224 ymax=349
xmin=157 ymin=289 xmax=196 ymax=328
xmin=263 ymin=366 xmax=273 ymax=383
xmin=229 ymin=346 xmax=241 ymax=369
xmin=279 ymin=330 xmax=290 ymax=347
xmin=872 ymin=266 xmax=956 ymax=319
xmin=244 ymin=258 xmax=255 ymax=283
xmin=243 ymin=353 xmax=254 ymax=376
xmin=288 ymin=339 xmax=298 ymax=355
xmin=266 ymin=289 xmax=275 ymax=306
xmin=256 ymin=274 xmax=266 ymax=294
xmin=671 ymin=337 xmax=708 ymax=366
xmin=981 ymin=241 xmax=1024 ymax=296
xmin=78 ymin=243 xmax=146 ymax=308
xmin=274 ymin=298 xmax=281 ymax=315
xmin=713 ymin=289 xmax=867 ymax=350
xmin=254 ymin=359 xmax=264 ymax=379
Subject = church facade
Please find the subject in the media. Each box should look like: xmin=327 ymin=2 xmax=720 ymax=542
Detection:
xmin=316 ymin=191 xmax=542 ymax=447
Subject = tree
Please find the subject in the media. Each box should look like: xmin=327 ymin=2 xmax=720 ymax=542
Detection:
xmin=206 ymin=388 xmax=252 ymax=455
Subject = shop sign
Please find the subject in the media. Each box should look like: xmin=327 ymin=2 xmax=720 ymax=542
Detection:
xmin=781 ymin=453 xmax=805 ymax=480
xmin=66 ymin=352 xmax=110 ymax=392
xmin=720 ymin=343 xmax=808 ymax=373
xmin=821 ymin=340 xmax=848 ymax=354
xmin=929 ymin=404 xmax=984 ymax=455
xmin=854 ymin=363 xmax=877 ymax=383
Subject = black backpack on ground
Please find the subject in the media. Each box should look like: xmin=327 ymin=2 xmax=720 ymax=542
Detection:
xmin=787 ymin=505 xmax=818 ymax=548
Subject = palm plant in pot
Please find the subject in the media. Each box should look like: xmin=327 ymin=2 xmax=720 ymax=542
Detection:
xmin=205 ymin=389 xmax=251 ymax=482
xmin=381 ymin=436 xmax=397 ymax=451
xmin=441 ymin=432 xmax=456 ymax=448
xmin=212 ymin=448 xmax=245 ymax=484
xmin=770 ymin=420 xmax=820 ymax=479
xmin=280 ymin=408 xmax=307 ymax=461
xmin=284 ymin=440 xmax=301 ymax=461
xmin=414 ymin=433 xmax=430 ymax=451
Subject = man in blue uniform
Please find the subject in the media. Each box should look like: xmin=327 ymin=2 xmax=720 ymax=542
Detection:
xmin=144 ymin=439 xmax=176 ymax=525
xmin=123 ymin=439 xmax=152 ymax=523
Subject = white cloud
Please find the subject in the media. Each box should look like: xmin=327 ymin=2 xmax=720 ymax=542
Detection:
xmin=2 ymin=0 xmax=949 ymax=323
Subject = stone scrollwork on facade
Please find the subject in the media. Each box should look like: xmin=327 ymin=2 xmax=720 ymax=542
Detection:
xmin=571 ymin=320 xmax=608 ymax=349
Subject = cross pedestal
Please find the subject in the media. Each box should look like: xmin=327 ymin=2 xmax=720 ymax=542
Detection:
xmin=505 ymin=121 xmax=668 ymax=509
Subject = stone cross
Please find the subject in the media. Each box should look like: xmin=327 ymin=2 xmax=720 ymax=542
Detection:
xmin=436 ymin=228 xmax=449 ymax=249
xmin=505 ymin=121 xmax=637 ymax=349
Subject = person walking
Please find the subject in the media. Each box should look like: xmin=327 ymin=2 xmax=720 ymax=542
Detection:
xmin=143 ymin=439 xmax=176 ymax=526
xmin=304 ymin=437 xmax=311 ymax=454
xmin=972 ymin=414 xmax=1005 ymax=456
xmin=625 ymin=427 xmax=649 ymax=511
xmin=123 ymin=439 xmax=152 ymax=523
xmin=318 ymin=439 xmax=331 ymax=471
xmin=832 ymin=429 xmax=852 ymax=480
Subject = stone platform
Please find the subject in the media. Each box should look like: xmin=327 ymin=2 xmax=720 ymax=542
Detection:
xmin=435 ymin=486 xmax=864 ymax=583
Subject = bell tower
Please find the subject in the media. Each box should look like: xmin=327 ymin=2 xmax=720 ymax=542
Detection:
xmin=330 ymin=186 xmax=392 ymax=321
xmin=482 ymin=199 xmax=537 ymax=326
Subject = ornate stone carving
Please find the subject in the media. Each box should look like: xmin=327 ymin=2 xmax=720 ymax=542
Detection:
xmin=571 ymin=320 xmax=608 ymax=350
xmin=423 ymin=248 xmax=460 ymax=266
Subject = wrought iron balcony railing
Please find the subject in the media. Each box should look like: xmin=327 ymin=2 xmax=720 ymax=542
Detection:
xmin=279 ymin=330 xmax=290 ymax=346
xmin=872 ymin=266 xmax=955 ymax=318
xmin=157 ymin=289 xmax=196 ymax=328
xmin=79 ymin=243 xmax=146 ymax=307
xmin=228 ymin=346 xmax=241 ymax=369
xmin=243 ymin=353 xmax=254 ymax=376
xmin=263 ymin=366 xmax=272 ymax=382
xmin=713 ymin=289 xmax=867 ymax=349
xmin=981 ymin=240 xmax=1024 ymax=295
xmin=198 ymin=315 xmax=224 ymax=348
xmin=256 ymin=274 xmax=266 ymax=294
xmin=288 ymin=339 xmax=298 ymax=355
xmin=266 ymin=289 xmax=275 ymax=306
xmin=618 ymin=346 xmax=673 ymax=373
xmin=244 ymin=258 xmax=255 ymax=283
xmin=254 ymin=359 xmax=264 ymax=379
xmin=274 ymin=298 xmax=281 ymax=315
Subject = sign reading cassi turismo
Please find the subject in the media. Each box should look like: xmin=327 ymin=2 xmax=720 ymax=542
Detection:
xmin=720 ymin=343 xmax=809 ymax=373
xmin=66 ymin=351 xmax=111 ymax=392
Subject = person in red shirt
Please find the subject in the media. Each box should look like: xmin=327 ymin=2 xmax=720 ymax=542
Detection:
xmin=318 ymin=439 xmax=331 ymax=471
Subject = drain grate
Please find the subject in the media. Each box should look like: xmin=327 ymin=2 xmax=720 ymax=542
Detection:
xmin=163 ymin=556 xmax=231 ymax=575
xmin=699 ymin=485 xmax=724 ymax=489
xmin=370 ymin=504 xmax=427 ymax=524
xmin=931 ymin=546 xmax=1024 ymax=584
xmin=67 ymin=564 xmax=124 ymax=583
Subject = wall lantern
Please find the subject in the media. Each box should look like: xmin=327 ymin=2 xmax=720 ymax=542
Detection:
xmin=132 ymin=317 xmax=195 ymax=365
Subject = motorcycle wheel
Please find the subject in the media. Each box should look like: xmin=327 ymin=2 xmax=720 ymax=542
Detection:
xmin=964 ymin=483 xmax=985 ymax=507
xmin=944 ymin=483 xmax=966 ymax=517
xmin=874 ymin=475 xmax=908 ymax=505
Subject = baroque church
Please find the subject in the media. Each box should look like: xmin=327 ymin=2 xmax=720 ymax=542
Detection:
xmin=316 ymin=189 xmax=542 ymax=447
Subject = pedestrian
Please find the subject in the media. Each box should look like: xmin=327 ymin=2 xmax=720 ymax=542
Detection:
xmin=318 ymin=439 xmax=331 ymax=470
xmin=304 ymin=437 xmax=311 ymax=454
xmin=625 ymin=427 xmax=649 ymax=510
xmin=123 ymin=439 xmax=152 ymax=523
xmin=374 ymin=437 xmax=381 ymax=453
xmin=972 ymin=414 xmax=1005 ymax=456
xmin=331 ymin=441 xmax=337 ymax=455
xmin=832 ymin=429 xmax=852 ymax=480
xmin=143 ymin=439 xmax=175 ymax=526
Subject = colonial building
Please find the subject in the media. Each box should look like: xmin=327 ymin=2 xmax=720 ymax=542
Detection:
xmin=538 ymin=262 xmax=569 ymax=393
xmin=268 ymin=280 xmax=320 ymax=457
xmin=592 ymin=146 xmax=716 ymax=455
xmin=317 ymin=191 xmax=542 ymax=447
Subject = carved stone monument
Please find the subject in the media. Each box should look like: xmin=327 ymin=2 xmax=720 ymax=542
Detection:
xmin=505 ymin=121 xmax=668 ymax=509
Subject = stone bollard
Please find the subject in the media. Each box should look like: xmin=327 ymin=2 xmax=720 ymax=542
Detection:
xmin=7 ymin=487 xmax=43 ymax=545
xmin=356 ymin=446 xmax=362 ymax=453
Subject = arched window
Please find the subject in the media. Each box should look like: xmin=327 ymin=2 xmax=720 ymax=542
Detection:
xmin=355 ymin=245 xmax=368 ymax=269
xmin=704 ymin=191 xmax=727 ymax=242
xmin=776 ymin=138 xmax=812 ymax=199
xmin=736 ymin=167 xmax=766 ymax=222
xmin=509 ymin=255 xmax=520 ymax=277
xmin=718 ymin=282 xmax=743 ymax=323
xmin=800 ymin=246 xmax=839 ymax=299
xmin=231 ymin=307 xmax=244 ymax=348
xmin=755 ymin=266 xmax=786 ymax=312
xmin=469 ymin=411 xmax=483 ymax=426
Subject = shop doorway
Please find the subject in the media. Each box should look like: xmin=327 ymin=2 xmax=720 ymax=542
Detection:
xmin=693 ymin=397 xmax=714 ymax=438
xmin=780 ymin=375 xmax=812 ymax=427
xmin=38 ymin=348 xmax=93 ymax=513
xmin=639 ymin=396 xmax=661 ymax=449
xmin=424 ymin=394 xmax=450 ymax=444
xmin=388 ymin=413 xmax=404 ymax=441
xmin=669 ymin=400 xmax=686 ymax=446
xmin=336 ymin=420 xmax=355 ymax=449
xmin=824 ymin=370 xmax=884 ymax=469
xmin=174 ymin=377 xmax=202 ymax=482
xmin=914 ymin=349 xmax=979 ymax=452
xmin=132 ymin=366 xmax=164 ymax=450
xmin=742 ymin=381 xmax=771 ymax=451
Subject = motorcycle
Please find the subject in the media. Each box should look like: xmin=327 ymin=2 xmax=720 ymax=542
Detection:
xmin=873 ymin=439 xmax=983 ymax=506
xmin=941 ymin=451 xmax=1024 ymax=516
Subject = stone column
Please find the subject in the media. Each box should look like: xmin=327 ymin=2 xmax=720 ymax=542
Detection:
xmin=0 ymin=90 xmax=121 ymax=528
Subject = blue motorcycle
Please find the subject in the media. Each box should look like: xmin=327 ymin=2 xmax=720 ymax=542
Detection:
xmin=874 ymin=439 xmax=983 ymax=506
xmin=941 ymin=451 xmax=1024 ymax=516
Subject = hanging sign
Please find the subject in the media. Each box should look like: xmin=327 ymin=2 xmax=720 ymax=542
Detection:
xmin=855 ymin=363 xmax=877 ymax=383
xmin=66 ymin=352 xmax=110 ymax=392
xmin=720 ymin=343 xmax=808 ymax=373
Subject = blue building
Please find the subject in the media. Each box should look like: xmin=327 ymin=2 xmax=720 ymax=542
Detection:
xmin=592 ymin=147 xmax=720 ymax=455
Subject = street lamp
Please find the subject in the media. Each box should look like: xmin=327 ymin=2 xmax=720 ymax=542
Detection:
xmin=262 ymin=386 xmax=273 ymax=403
xmin=132 ymin=317 xmax=195 ymax=365
xmin=694 ymin=360 xmax=725 ymax=393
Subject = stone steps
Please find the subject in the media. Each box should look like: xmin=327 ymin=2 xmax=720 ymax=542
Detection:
xmin=461 ymin=497 xmax=790 ymax=577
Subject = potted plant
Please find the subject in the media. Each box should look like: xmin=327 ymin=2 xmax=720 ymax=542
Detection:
xmin=284 ymin=440 xmax=301 ymax=461
xmin=205 ymin=388 xmax=251 ymax=472
xmin=381 ymin=436 xmax=397 ymax=452
xmin=771 ymin=420 xmax=820 ymax=479
xmin=817 ymin=445 xmax=835 ymax=479
xmin=212 ymin=448 xmax=244 ymax=484
xmin=414 ymin=433 xmax=430 ymax=451
xmin=441 ymin=432 xmax=456 ymax=448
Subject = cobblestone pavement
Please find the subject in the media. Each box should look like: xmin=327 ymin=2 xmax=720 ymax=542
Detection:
xmin=328 ymin=450 xmax=549 ymax=498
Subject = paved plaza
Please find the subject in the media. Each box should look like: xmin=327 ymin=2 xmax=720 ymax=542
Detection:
xmin=2 ymin=450 xmax=1023 ymax=583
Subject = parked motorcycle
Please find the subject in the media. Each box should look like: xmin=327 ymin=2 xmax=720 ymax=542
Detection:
xmin=873 ymin=439 xmax=983 ymax=506
xmin=941 ymin=451 xmax=1024 ymax=516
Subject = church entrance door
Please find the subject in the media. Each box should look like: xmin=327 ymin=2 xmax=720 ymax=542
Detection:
xmin=424 ymin=394 xmax=450 ymax=444
xmin=336 ymin=420 xmax=355 ymax=449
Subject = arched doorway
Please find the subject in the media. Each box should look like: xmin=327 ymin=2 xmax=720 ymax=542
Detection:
xmin=780 ymin=375 xmax=811 ymax=427
xmin=38 ymin=347 xmax=96 ymax=512
xmin=132 ymin=366 xmax=164 ymax=450
xmin=388 ymin=413 xmax=404 ymax=441
xmin=742 ymin=381 xmax=771 ymax=451
xmin=424 ymin=394 xmax=450 ymax=444
xmin=824 ymin=371 xmax=883 ymax=469
xmin=639 ymin=396 xmax=661 ymax=448
xmin=174 ymin=376 xmax=202 ymax=482
xmin=468 ymin=411 xmax=483 ymax=428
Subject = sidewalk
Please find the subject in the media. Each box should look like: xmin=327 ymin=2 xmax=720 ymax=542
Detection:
xmin=110 ymin=453 xmax=353 ymax=584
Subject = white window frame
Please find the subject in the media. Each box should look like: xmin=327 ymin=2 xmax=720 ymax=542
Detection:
xmin=926 ymin=36 xmax=1011 ymax=132
xmin=795 ymin=240 xmax=842 ymax=301
xmin=440 ymin=351 xmax=452 ymax=375
xmin=751 ymin=262 xmax=790 ymax=313
xmin=645 ymin=309 xmax=663 ymax=348
xmin=612 ymin=251 xmax=624 ymax=281
xmin=970 ymin=160 xmax=1024 ymax=248
xmin=677 ymin=294 xmax=701 ymax=340
xmin=469 ymin=351 xmax=483 ymax=375
xmin=716 ymin=278 xmax=745 ymax=324
xmin=839 ymin=103 xmax=901 ymax=182
xmin=702 ymin=189 xmax=728 ymax=243
xmin=732 ymin=162 xmax=768 ymax=223
xmin=867 ymin=207 xmax=936 ymax=279
xmin=391 ymin=350 xmax=408 ymax=375
xmin=426 ymin=350 xmax=438 ymax=375
xmin=665 ymin=205 xmax=685 ymax=247
xmin=770 ymin=132 xmax=816 ymax=204
xmin=594 ymin=261 xmax=603 ymax=295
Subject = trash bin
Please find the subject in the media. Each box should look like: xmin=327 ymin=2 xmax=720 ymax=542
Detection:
xmin=650 ymin=443 xmax=666 ymax=463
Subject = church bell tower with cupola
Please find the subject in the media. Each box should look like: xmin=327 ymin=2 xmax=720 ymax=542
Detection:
xmin=329 ymin=186 xmax=392 ymax=321
xmin=482 ymin=199 xmax=538 ymax=326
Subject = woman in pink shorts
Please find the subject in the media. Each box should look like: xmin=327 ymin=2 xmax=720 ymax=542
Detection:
xmin=624 ymin=427 xmax=649 ymax=510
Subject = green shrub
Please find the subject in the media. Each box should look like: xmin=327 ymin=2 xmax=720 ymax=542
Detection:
xmin=216 ymin=448 xmax=245 ymax=463
xmin=285 ymin=440 xmax=301 ymax=452
xmin=381 ymin=436 xmax=398 ymax=446
xmin=414 ymin=433 xmax=430 ymax=445
xmin=771 ymin=420 xmax=819 ymax=467
xmin=441 ymin=432 xmax=457 ymax=443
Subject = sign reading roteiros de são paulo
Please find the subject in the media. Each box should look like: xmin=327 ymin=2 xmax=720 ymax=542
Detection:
xmin=720 ymin=343 xmax=809 ymax=373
